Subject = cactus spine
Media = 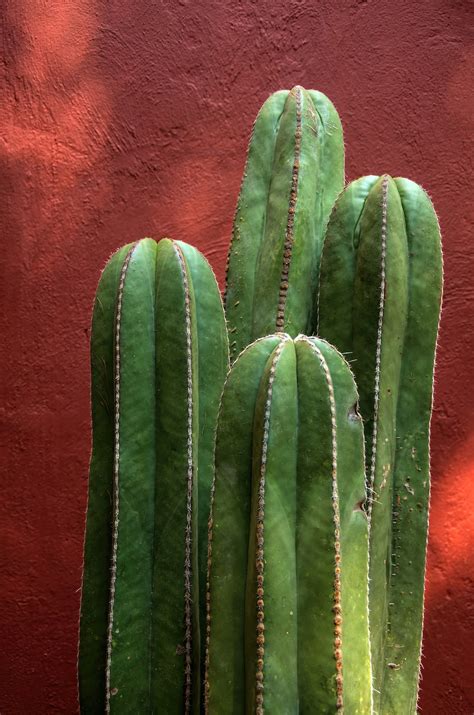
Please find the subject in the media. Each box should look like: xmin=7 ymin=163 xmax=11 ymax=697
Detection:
xmin=79 ymin=238 xmax=229 ymax=713
xmin=317 ymin=176 xmax=443 ymax=713
xmin=225 ymin=86 xmax=344 ymax=361
xmin=205 ymin=335 xmax=372 ymax=714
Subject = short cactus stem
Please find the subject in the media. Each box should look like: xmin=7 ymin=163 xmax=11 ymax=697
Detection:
xmin=317 ymin=175 xmax=443 ymax=713
xmin=205 ymin=334 xmax=372 ymax=714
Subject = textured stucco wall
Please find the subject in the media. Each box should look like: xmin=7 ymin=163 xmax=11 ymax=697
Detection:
xmin=1 ymin=1 xmax=473 ymax=712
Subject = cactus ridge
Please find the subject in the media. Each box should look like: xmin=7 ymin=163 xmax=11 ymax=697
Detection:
xmin=299 ymin=335 xmax=344 ymax=710
xmin=253 ymin=337 xmax=287 ymax=714
xmin=223 ymin=91 xmax=287 ymax=311
xmin=275 ymin=88 xmax=302 ymax=330
xmin=203 ymin=333 xmax=283 ymax=713
xmin=104 ymin=241 xmax=137 ymax=712
xmin=173 ymin=242 xmax=195 ymax=713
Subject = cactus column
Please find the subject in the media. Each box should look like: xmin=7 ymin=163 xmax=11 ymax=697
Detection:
xmin=205 ymin=334 xmax=372 ymax=714
xmin=317 ymin=176 xmax=443 ymax=713
xmin=79 ymin=238 xmax=229 ymax=713
xmin=225 ymin=86 xmax=344 ymax=360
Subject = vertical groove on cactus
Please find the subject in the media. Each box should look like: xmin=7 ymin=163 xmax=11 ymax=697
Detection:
xmin=276 ymin=87 xmax=302 ymax=330
xmin=173 ymin=243 xmax=195 ymax=713
xmin=203 ymin=459 xmax=215 ymax=713
xmin=367 ymin=175 xmax=389 ymax=516
xmin=303 ymin=337 xmax=344 ymax=711
xmin=105 ymin=242 xmax=136 ymax=713
xmin=254 ymin=339 xmax=286 ymax=714
xmin=203 ymin=503 xmax=212 ymax=711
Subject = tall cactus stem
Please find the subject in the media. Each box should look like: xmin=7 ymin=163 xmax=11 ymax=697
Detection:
xmin=203 ymin=335 xmax=280 ymax=714
xmin=174 ymin=242 xmax=195 ymax=713
xmin=79 ymin=238 xmax=229 ymax=713
xmin=205 ymin=334 xmax=371 ymax=713
xmin=317 ymin=175 xmax=443 ymax=713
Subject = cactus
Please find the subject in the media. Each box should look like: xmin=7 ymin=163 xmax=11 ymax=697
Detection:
xmin=317 ymin=176 xmax=443 ymax=713
xmin=79 ymin=238 xmax=229 ymax=713
xmin=78 ymin=78 xmax=445 ymax=715
xmin=225 ymin=85 xmax=344 ymax=361
xmin=205 ymin=334 xmax=372 ymax=714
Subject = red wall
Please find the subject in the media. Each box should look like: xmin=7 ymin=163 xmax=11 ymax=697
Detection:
xmin=2 ymin=1 xmax=473 ymax=712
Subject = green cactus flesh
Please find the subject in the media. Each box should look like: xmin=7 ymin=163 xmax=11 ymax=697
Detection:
xmin=79 ymin=238 xmax=229 ymax=713
xmin=317 ymin=176 xmax=443 ymax=713
xmin=205 ymin=335 xmax=372 ymax=714
xmin=224 ymin=86 xmax=344 ymax=361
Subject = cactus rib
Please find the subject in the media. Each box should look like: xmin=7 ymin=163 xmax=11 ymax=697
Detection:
xmin=367 ymin=175 xmax=389 ymax=514
xmin=105 ymin=241 xmax=137 ymax=712
xmin=303 ymin=336 xmax=344 ymax=709
xmin=276 ymin=89 xmax=302 ymax=330
xmin=203 ymin=335 xmax=281 ymax=713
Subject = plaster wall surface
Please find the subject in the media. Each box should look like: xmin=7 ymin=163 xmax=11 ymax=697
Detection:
xmin=1 ymin=1 xmax=473 ymax=712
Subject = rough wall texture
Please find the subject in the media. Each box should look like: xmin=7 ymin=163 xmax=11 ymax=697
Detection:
xmin=1 ymin=1 xmax=473 ymax=712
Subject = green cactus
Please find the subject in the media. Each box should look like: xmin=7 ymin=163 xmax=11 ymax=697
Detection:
xmin=79 ymin=76 xmax=444 ymax=715
xmin=79 ymin=238 xmax=229 ymax=713
xmin=225 ymin=85 xmax=344 ymax=361
xmin=317 ymin=175 xmax=443 ymax=713
xmin=205 ymin=334 xmax=372 ymax=714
